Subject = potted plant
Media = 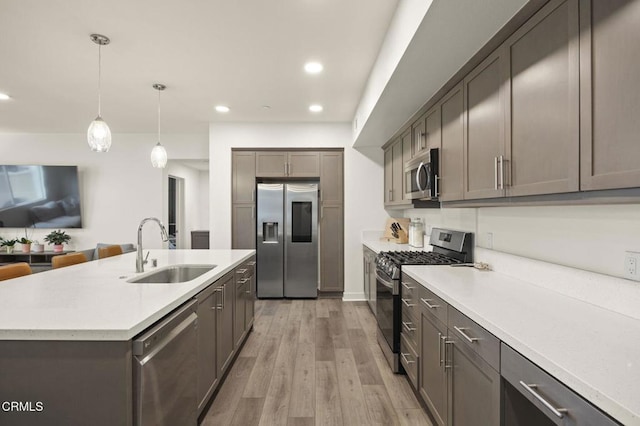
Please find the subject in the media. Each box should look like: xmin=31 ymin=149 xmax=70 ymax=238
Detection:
xmin=18 ymin=237 xmax=32 ymax=253
xmin=44 ymin=230 xmax=71 ymax=253
xmin=1 ymin=238 xmax=18 ymax=254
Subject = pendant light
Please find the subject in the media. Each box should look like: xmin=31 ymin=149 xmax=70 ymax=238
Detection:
xmin=150 ymin=84 xmax=168 ymax=168
xmin=87 ymin=34 xmax=112 ymax=152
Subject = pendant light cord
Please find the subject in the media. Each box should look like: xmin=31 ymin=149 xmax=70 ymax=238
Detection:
xmin=157 ymin=89 xmax=161 ymax=142
xmin=97 ymin=43 xmax=102 ymax=117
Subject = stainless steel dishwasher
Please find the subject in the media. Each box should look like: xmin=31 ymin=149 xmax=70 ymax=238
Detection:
xmin=133 ymin=299 xmax=198 ymax=426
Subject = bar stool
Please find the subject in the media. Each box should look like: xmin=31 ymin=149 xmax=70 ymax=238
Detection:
xmin=98 ymin=245 xmax=124 ymax=259
xmin=52 ymin=253 xmax=88 ymax=269
xmin=0 ymin=262 xmax=32 ymax=281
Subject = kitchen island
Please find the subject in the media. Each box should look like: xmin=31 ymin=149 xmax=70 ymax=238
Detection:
xmin=0 ymin=249 xmax=255 ymax=426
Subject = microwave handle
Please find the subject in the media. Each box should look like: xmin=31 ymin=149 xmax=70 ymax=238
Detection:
xmin=416 ymin=162 xmax=426 ymax=192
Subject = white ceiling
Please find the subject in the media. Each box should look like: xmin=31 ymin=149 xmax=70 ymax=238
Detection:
xmin=0 ymin=0 xmax=398 ymax=134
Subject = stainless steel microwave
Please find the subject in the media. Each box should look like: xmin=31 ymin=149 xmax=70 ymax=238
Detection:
xmin=404 ymin=148 xmax=439 ymax=200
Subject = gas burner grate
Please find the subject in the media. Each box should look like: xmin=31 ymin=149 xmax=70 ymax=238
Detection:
xmin=382 ymin=250 xmax=462 ymax=266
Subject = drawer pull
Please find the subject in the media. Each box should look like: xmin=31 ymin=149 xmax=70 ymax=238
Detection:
xmin=519 ymin=381 xmax=568 ymax=419
xmin=454 ymin=326 xmax=479 ymax=343
xmin=420 ymin=298 xmax=440 ymax=309
xmin=247 ymin=261 xmax=256 ymax=266
xmin=401 ymin=281 xmax=415 ymax=291
xmin=236 ymin=268 xmax=248 ymax=274
xmin=402 ymin=321 xmax=416 ymax=332
xmin=401 ymin=298 xmax=416 ymax=308
xmin=400 ymin=352 xmax=415 ymax=364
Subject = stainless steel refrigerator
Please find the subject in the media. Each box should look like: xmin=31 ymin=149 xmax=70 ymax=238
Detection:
xmin=256 ymin=182 xmax=318 ymax=298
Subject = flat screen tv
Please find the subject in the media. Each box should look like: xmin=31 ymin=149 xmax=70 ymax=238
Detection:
xmin=0 ymin=165 xmax=82 ymax=228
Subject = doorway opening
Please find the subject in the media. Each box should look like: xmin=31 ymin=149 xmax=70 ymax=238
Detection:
xmin=168 ymin=175 xmax=184 ymax=249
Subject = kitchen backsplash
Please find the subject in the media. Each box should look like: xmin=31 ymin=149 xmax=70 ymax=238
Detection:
xmin=403 ymin=203 xmax=640 ymax=283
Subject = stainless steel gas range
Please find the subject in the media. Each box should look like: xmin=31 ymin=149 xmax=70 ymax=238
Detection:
xmin=375 ymin=227 xmax=474 ymax=373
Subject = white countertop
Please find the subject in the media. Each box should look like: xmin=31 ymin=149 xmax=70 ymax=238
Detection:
xmin=0 ymin=249 xmax=254 ymax=341
xmin=403 ymin=264 xmax=639 ymax=425
xmin=362 ymin=237 xmax=428 ymax=254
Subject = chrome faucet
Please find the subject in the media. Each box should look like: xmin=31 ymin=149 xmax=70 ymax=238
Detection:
xmin=136 ymin=217 xmax=169 ymax=273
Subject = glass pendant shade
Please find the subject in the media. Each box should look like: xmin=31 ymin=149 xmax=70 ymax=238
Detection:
xmin=87 ymin=116 xmax=112 ymax=152
xmin=151 ymin=142 xmax=168 ymax=168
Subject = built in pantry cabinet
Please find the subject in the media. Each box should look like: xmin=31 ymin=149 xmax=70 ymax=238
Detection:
xmin=232 ymin=149 xmax=344 ymax=293
xmin=319 ymin=152 xmax=344 ymax=292
xmin=580 ymin=0 xmax=640 ymax=191
xmin=232 ymin=151 xmax=256 ymax=249
xmin=255 ymin=151 xmax=320 ymax=177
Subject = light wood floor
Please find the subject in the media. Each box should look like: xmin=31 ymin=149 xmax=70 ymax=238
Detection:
xmin=202 ymin=299 xmax=432 ymax=426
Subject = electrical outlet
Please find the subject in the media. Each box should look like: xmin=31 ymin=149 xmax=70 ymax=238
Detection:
xmin=624 ymin=251 xmax=640 ymax=281
xmin=485 ymin=232 xmax=493 ymax=249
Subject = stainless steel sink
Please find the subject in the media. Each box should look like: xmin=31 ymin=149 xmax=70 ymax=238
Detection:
xmin=128 ymin=264 xmax=216 ymax=284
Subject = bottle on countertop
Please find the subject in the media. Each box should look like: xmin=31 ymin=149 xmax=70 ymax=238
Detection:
xmin=408 ymin=218 xmax=424 ymax=248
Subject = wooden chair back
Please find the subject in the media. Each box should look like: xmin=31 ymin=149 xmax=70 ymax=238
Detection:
xmin=0 ymin=262 xmax=32 ymax=281
xmin=98 ymin=245 xmax=124 ymax=259
xmin=51 ymin=252 xmax=88 ymax=269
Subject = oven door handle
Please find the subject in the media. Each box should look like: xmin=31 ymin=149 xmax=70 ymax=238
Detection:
xmin=375 ymin=270 xmax=399 ymax=295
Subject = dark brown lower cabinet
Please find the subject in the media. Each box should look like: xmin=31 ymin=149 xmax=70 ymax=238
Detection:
xmin=196 ymin=284 xmax=218 ymax=413
xmin=447 ymin=333 xmax=501 ymax=425
xmin=216 ymin=272 xmax=235 ymax=376
xmin=420 ymin=310 xmax=448 ymax=426
xmin=418 ymin=292 xmax=500 ymax=426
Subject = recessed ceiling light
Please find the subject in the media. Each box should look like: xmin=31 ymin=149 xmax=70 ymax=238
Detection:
xmin=215 ymin=105 xmax=230 ymax=113
xmin=0 ymin=93 xmax=11 ymax=100
xmin=304 ymin=62 xmax=323 ymax=74
xmin=309 ymin=104 xmax=323 ymax=113
xmin=262 ymin=105 xmax=271 ymax=110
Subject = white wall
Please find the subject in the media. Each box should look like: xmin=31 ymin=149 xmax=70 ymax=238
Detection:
xmin=404 ymin=203 xmax=640 ymax=281
xmin=0 ymin=133 xmax=207 ymax=254
xmin=209 ymin=123 xmax=388 ymax=300
xmin=165 ymin=162 xmax=209 ymax=248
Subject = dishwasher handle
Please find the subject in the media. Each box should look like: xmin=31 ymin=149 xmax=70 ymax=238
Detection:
xmin=133 ymin=299 xmax=198 ymax=356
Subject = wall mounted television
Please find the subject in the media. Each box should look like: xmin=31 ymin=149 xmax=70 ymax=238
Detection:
xmin=0 ymin=165 xmax=82 ymax=228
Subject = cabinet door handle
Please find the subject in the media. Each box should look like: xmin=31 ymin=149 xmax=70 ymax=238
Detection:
xmin=402 ymin=321 xmax=416 ymax=332
xmin=444 ymin=340 xmax=453 ymax=369
xmin=401 ymin=281 xmax=414 ymax=291
xmin=420 ymin=298 xmax=440 ymax=309
xmin=214 ymin=287 xmax=223 ymax=310
xmin=498 ymin=155 xmax=505 ymax=189
xmin=416 ymin=162 xmax=426 ymax=192
xmin=252 ymin=189 xmax=255 ymax=202
xmin=494 ymin=156 xmax=499 ymax=190
xmin=435 ymin=174 xmax=440 ymax=197
xmin=438 ymin=332 xmax=444 ymax=367
xmin=288 ymin=162 xmax=292 ymax=175
xmin=400 ymin=352 xmax=415 ymax=364
xmin=388 ymin=189 xmax=393 ymax=202
xmin=519 ymin=381 xmax=568 ymax=418
xmin=401 ymin=298 xmax=415 ymax=308
xmin=453 ymin=326 xmax=479 ymax=343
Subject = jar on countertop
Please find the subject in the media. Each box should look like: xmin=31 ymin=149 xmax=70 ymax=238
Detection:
xmin=408 ymin=218 xmax=424 ymax=248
